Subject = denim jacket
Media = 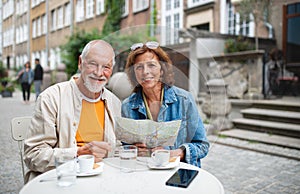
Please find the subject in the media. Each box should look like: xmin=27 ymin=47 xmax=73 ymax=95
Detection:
xmin=121 ymin=85 xmax=209 ymax=167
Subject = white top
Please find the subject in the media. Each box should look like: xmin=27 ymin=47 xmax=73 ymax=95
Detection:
xmin=20 ymin=157 xmax=224 ymax=194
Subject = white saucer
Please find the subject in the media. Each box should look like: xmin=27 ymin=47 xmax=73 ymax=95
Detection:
xmin=77 ymin=162 xmax=104 ymax=177
xmin=147 ymin=156 xmax=180 ymax=169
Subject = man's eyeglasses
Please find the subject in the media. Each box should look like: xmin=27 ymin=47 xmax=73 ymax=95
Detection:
xmin=84 ymin=61 xmax=112 ymax=72
xmin=130 ymin=41 xmax=159 ymax=51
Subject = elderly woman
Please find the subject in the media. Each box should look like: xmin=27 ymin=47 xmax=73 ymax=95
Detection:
xmin=121 ymin=41 xmax=209 ymax=167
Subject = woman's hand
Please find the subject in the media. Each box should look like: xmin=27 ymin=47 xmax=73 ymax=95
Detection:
xmin=77 ymin=141 xmax=112 ymax=163
xmin=134 ymin=143 xmax=150 ymax=156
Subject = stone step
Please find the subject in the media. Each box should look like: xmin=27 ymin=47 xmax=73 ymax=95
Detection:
xmin=241 ymin=108 xmax=300 ymax=124
xmin=252 ymin=100 xmax=300 ymax=112
xmin=207 ymin=135 xmax=300 ymax=161
xmin=232 ymin=118 xmax=300 ymax=138
xmin=219 ymin=129 xmax=300 ymax=150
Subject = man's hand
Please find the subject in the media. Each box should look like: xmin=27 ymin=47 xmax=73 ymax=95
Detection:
xmin=77 ymin=141 xmax=112 ymax=163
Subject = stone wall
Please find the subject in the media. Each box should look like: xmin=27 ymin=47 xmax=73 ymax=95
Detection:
xmin=198 ymin=50 xmax=265 ymax=99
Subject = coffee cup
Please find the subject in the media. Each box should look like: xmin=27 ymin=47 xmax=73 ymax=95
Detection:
xmin=151 ymin=150 xmax=170 ymax=166
xmin=78 ymin=154 xmax=95 ymax=173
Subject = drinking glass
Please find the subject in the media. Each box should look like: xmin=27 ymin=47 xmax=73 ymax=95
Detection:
xmin=55 ymin=155 xmax=77 ymax=187
xmin=119 ymin=145 xmax=137 ymax=173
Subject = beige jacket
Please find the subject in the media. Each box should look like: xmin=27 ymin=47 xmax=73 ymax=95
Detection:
xmin=24 ymin=79 xmax=121 ymax=183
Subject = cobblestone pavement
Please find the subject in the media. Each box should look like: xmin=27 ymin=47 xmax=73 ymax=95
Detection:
xmin=202 ymin=142 xmax=300 ymax=194
xmin=1 ymin=91 xmax=300 ymax=194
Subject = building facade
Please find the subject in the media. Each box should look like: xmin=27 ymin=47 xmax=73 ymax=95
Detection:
xmin=1 ymin=0 xmax=299 ymax=78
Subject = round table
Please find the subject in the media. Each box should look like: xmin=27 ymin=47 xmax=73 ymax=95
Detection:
xmin=20 ymin=157 xmax=224 ymax=194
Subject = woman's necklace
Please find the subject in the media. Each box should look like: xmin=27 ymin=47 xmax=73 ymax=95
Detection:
xmin=142 ymin=87 xmax=164 ymax=120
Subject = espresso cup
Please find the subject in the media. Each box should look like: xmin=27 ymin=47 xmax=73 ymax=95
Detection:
xmin=78 ymin=154 xmax=95 ymax=173
xmin=151 ymin=150 xmax=170 ymax=166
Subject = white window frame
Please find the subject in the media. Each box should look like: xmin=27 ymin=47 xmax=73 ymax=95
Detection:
xmin=86 ymin=0 xmax=94 ymax=19
xmin=37 ymin=17 xmax=42 ymax=36
xmin=32 ymin=20 xmax=37 ymax=38
xmin=16 ymin=28 xmax=20 ymax=44
xmin=96 ymin=0 xmax=105 ymax=15
xmin=121 ymin=0 xmax=129 ymax=17
xmin=57 ymin=6 xmax=64 ymax=29
xmin=42 ymin=14 xmax=47 ymax=34
xmin=173 ymin=13 xmax=180 ymax=44
xmin=64 ymin=3 xmax=71 ymax=26
xmin=51 ymin=9 xmax=57 ymax=31
xmin=166 ymin=0 xmax=171 ymax=11
xmin=187 ymin=0 xmax=214 ymax=8
xmin=160 ymin=0 xmax=183 ymax=45
xmin=133 ymin=0 xmax=149 ymax=13
xmin=76 ymin=0 xmax=84 ymax=22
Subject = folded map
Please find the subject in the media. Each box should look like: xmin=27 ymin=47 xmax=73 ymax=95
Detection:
xmin=115 ymin=117 xmax=181 ymax=148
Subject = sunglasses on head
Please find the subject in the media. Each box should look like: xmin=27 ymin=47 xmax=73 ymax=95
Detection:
xmin=130 ymin=41 xmax=159 ymax=51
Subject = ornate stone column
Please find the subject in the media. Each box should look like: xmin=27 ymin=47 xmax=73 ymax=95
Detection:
xmin=202 ymin=79 xmax=232 ymax=134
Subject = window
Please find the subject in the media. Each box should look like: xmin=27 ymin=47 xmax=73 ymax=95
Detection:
xmin=96 ymin=0 xmax=105 ymax=15
xmin=37 ymin=17 xmax=41 ymax=36
xmin=192 ymin=23 xmax=209 ymax=31
xmin=161 ymin=0 xmax=183 ymax=45
xmin=166 ymin=16 xmax=171 ymax=45
xmin=174 ymin=0 xmax=180 ymax=8
xmin=284 ymin=2 xmax=300 ymax=64
xmin=227 ymin=2 xmax=236 ymax=35
xmin=42 ymin=14 xmax=47 ymax=34
xmin=3 ymin=0 xmax=14 ymax=19
xmin=23 ymin=0 xmax=28 ymax=14
xmin=51 ymin=10 xmax=57 ymax=31
xmin=16 ymin=1 xmax=20 ymax=15
xmin=174 ymin=13 xmax=180 ymax=44
xmin=65 ymin=3 xmax=71 ymax=26
xmin=76 ymin=0 xmax=84 ymax=22
xmin=86 ymin=0 xmax=94 ymax=19
xmin=16 ymin=28 xmax=20 ymax=44
xmin=24 ymin=24 xmax=28 ymax=41
xmin=57 ymin=6 xmax=64 ymax=29
xmin=121 ymin=0 xmax=129 ymax=17
xmin=133 ymin=0 xmax=149 ymax=13
xmin=226 ymin=2 xmax=254 ymax=37
xmin=187 ymin=0 xmax=214 ymax=8
xmin=166 ymin=0 xmax=171 ymax=11
xmin=31 ymin=0 xmax=36 ymax=8
xmin=32 ymin=20 xmax=37 ymax=38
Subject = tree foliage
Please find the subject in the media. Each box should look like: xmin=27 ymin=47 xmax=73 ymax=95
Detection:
xmin=102 ymin=0 xmax=124 ymax=36
xmin=237 ymin=0 xmax=271 ymax=50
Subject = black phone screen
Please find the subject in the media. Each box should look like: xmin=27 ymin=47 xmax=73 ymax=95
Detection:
xmin=165 ymin=168 xmax=199 ymax=188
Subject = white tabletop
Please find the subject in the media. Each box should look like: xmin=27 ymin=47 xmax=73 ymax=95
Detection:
xmin=20 ymin=157 xmax=224 ymax=194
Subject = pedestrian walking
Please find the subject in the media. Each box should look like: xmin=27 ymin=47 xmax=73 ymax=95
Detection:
xmin=17 ymin=61 xmax=34 ymax=104
xmin=33 ymin=58 xmax=44 ymax=100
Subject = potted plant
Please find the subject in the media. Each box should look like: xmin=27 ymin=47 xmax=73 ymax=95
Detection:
xmin=0 ymin=77 xmax=15 ymax=97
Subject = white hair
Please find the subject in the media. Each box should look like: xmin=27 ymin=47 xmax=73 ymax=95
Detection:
xmin=81 ymin=40 xmax=116 ymax=66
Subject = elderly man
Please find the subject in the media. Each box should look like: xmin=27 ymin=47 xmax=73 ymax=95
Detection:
xmin=24 ymin=40 xmax=121 ymax=183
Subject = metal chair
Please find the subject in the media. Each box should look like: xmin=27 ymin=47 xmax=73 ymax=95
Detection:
xmin=11 ymin=116 xmax=32 ymax=182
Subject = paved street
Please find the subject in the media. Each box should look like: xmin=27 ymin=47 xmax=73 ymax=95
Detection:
xmin=1 ymin=90 xmax=300 ymax=194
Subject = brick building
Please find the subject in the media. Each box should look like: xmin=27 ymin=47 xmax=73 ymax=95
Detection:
xmin=0 ymin=0 xmax=299 ymax=79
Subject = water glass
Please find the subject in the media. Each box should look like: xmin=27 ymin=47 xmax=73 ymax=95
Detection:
xmin=55 ymin=155 xmax=77 ymax=187
xmin=119 ymin=145 xmax=137 ymax=173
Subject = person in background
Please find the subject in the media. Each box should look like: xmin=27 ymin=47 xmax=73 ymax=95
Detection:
xmin=17 ymin=61 xmax=34 ymax=104
xmin=121 ymin=41 xmax=209 ymax=168
xmin=33 ymin=58 xmax=44 ymax=100
xmin=24 ymin=40 xmax=121 ymax=183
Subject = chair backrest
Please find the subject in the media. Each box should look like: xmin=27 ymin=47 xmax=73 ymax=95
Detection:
xmin=11 ymin=116 xmax=31 ymax=141
xmin=11 ymin=116 xmax=32 ymax=183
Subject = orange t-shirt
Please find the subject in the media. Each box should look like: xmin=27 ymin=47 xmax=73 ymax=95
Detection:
xmin=76 ymin=99 xmax=105 ymax=147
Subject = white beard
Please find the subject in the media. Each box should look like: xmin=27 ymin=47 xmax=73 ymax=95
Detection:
xmin=84 ymin=74 xmax=107 ymax=93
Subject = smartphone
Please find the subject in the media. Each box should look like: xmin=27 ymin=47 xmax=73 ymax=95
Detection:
xmin=165 ymin=168 xmax=199 ymax=188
